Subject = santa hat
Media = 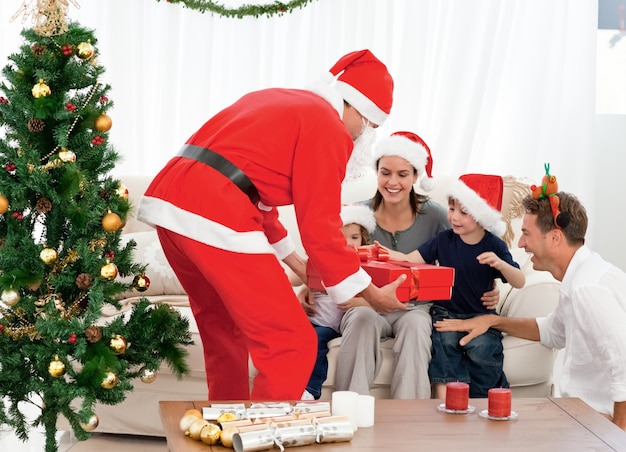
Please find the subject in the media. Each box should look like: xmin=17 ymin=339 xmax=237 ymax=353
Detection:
xmin=446 ymin=174 xmax=506 ymax=237
xmin=340 ymin=204 xmax=376 ymax=234
xmin=372 ymin=131 xmax=435 ymax=191
xmin=322 ymin=49 xmax=394 ymax=126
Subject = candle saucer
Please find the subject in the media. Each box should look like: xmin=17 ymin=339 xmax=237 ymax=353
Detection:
xmin=478 ymin=409 xmax=518 ymax=421
xmin=437 ymin=403 xmax=476 ymax=414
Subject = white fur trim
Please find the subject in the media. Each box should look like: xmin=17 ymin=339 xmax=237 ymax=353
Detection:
xmin=372 ymin=135 xmax=435 ymax=191
xmin=340 ymin=204 xmax=376 ymax=234
xmin=445 ymin=180 xmax=506 ymax=237
xmin=305 ymin=80 xmax=344 ymax=119
xmin=336 ymin=80 xmax=388 ymax=126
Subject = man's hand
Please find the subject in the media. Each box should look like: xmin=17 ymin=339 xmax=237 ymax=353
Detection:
xmin=433 ymin=315 xmax=497 ymax=346
xmin=360 ymin=274 xmax=408 ymax=313
xmin=481 ymin=281 xmax=500 ymax=310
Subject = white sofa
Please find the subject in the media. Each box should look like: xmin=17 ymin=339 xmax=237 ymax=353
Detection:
xmin=62 ymin=173 xmax=559 ymax=436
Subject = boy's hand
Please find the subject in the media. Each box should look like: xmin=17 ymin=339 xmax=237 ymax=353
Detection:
xmin=477 ymin=251 xmax=503 ymax=270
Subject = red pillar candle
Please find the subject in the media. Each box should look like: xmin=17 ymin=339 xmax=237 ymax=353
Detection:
xmin=488 ymin=387 xmax=512 ymax=417
xmin=445 ymin=382 xmax=469 ymax=411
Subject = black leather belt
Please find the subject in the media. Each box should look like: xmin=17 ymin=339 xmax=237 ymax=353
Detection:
xmin=178 ymin=144 xmax=260 ymax=205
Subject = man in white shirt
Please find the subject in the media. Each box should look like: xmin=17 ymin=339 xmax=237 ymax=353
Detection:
xmin=434 ymin=190 xmax=626 ymax=430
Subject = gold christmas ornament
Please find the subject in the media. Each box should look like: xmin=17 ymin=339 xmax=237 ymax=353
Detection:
xmin=200 ymin=423 xmax=222 ymax=445
xmin=102 ymin=211 xmax=122 ymax=232
xmin=109 ymin=334 xmax=127 ymax=354
xmin=217 ymin=412 xmax=238 ymax=424
xmin=0 ymin=194 xmax=9 ymax=214
xmin=132 ymin=274 xmax=150 ymax=292
xmin=80 ymin=414 xmax=99 ymax=432
xmin=101 ymin=371 xmax=118 ymax=389
xmin=179 ymin=413 xmax=202 ymax=432
xmin=94 ymin=114 xmax=112 ymax=132
xmin=58 ymin=149 xmax=76 ymax=162
xmin=40 ymin=247 xmax=58 ymax=264
xmin=1 ymin=288 xmax=20 ymax=307
xmin=186 ymin=418 xmax=210 ymax=441
xmin=115 ymin=183 xmax=129 ymax=200
xmin=77 ymin=41 xmax=94 ymax=60
xmin=220 ymin=426 xmax=239 ymax=448
xmin=100 ymin=261 xmax=118 ymax=280
xmin=48 ymin=355 xmax=66 ymax=378
xmin=139 ymin=367 xmax=157 ymax=384
xmin=32 ymin=79 xmax=51 ymax=98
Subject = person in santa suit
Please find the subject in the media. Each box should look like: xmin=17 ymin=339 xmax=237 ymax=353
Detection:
xmin=137 ymin=49 xmax=407 ymax=401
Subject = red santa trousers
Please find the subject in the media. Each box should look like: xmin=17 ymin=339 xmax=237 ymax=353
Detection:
xmin=156 ymin=227 xmax=317 ymax=400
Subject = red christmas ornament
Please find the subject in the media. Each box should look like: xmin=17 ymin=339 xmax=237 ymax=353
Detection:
xmin=91 ymin=136 xmax=105 ymax=146
xmin=100 ymin=96 xmax=109 ymax=104
xmin=62 ymin=45 xmax=73 ymax=56
xmin=106 ymin=250 xmax=115 ymax=260
xmin=65 ymin=102 xmax=77 ymax=112
xmin=5 ymin=163 xmax=16 ymax=172
xmin=0 ymin=97 xmax=8 ymax=104
xmin=68 ymin=333 xmax=77 ymax=344
xmin=12 ymin=211 xmax=23 ymax=220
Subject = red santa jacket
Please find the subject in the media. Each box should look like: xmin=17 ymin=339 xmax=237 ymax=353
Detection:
xmin=138 ymin=87 xmax=371 ymax=303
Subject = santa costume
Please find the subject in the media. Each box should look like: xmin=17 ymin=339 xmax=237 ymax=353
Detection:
xmin=138 ymin=49 xmax=394 ymax=400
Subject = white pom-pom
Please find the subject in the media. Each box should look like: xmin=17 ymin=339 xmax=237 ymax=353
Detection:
xmin=320 ymin=71 xmax=335 ymax=84
xmin=420 ymin=177 xmax=436 ymax=192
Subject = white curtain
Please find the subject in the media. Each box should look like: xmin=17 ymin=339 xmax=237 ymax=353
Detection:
xmin=0 ymin=0 xmax=597 ymax=196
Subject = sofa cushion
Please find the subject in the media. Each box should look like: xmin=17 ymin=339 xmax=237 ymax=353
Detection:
xmin=119 ymin=230 xmax=186 ymax=297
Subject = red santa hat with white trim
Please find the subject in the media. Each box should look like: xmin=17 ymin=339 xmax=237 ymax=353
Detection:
xmin=372 ymin=131 xmax=435 ymax=191
xmin=340 ymin=204 xmax=376 ymax=234
xmin=446 ymin=174 xmax=506 ymax=237
xmin=321 ymin=49 xmax=394 ymax=126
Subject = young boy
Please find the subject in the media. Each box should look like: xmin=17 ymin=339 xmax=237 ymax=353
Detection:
xmin=292 ymin=204 xmax=376 ymax=400
xmin=384 ymin=174 xmax=525 ymax=398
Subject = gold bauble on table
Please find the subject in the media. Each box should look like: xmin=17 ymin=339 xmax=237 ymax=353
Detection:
xmin=32 ymin=79 xmax=51 ymax=98
xmin=186 ymin=418 xmax=210 ymax=441
xmin=48 ymin=355 xmax=66 ymax=378
xmin=179 ymin=413 xmax=202 ymax=432
xmin=220 ymin=426 xmax=239 ymax=448
xmin=109 ymin=334 xmax=127 ymax=354
xmin=79 ymin=414 xmax=99 ymax=432
xmin=200 ymin=423 xmax=222 ymax=445
xmin=132 ymin=274 xmax=150 ymax=292
xmin=100 ymin=261 xmax=118 ymax=281
xmin=77 ymin=41 xmax=94 ymax=60
xmin=0 ymin=194 xmax=9 ymax=214
xmin=101 ymin=371 xmax=118 ymax=389
xmin=139 ymin=367 xmax=157 ymax=384
xmin=94 ymin=114 xmax=112 ymax=132
xmin=217 ymin=412 xmax=238 ymax=424
xmin=40 ymin=247 xmax=58 ymax=264
xmin=1 ymin=288 xmax=20 ymax=307
xmin=102 ymin=211 xmax=122 ymax=232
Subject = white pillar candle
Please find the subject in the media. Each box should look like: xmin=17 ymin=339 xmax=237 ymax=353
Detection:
xmin=331 ymin=391 xmax=359 ymax=432
xmin=356 ymin=394 xmax=375 ymax=427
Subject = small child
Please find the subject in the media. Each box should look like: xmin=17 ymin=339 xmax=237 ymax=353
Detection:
xmin=384 ymin=174 xmax=525 ymax=398
xmin=294 ymin=204 xmax=376 ymax=400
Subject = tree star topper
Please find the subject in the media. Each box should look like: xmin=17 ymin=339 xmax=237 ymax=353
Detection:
xmin=11 ymin=0 xmax=81 ymax=37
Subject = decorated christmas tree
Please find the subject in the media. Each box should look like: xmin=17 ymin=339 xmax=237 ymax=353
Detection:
xmin=0 ymin=3 xmax=192 ymax=452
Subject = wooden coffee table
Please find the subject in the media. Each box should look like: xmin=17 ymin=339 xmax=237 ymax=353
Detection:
xmin=160 ymin=398 xmax=626 ymax=451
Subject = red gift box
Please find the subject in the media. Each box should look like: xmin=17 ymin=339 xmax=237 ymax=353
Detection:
xmin=361 ymin=260 xmax=454 ymax=302
xmin=305 ymin=245 xmax=455 ymax=302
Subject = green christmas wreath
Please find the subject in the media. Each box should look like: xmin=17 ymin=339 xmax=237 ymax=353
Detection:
xmin=155 ymin=0 xmax=320 ymax=18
